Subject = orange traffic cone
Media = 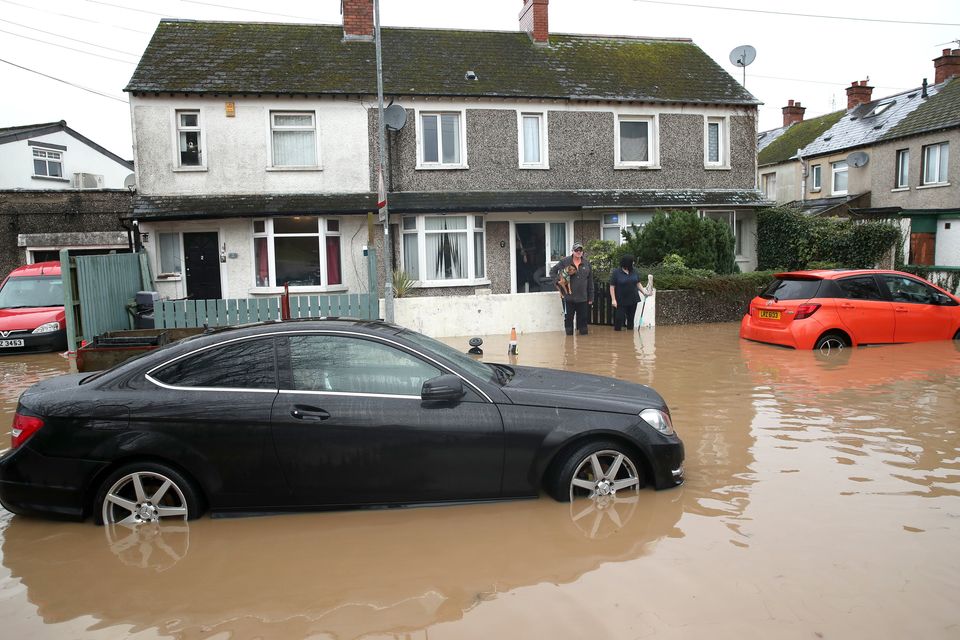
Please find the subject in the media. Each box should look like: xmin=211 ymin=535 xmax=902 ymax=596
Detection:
xmin=507 ymin=327 xmax=519 ymax=355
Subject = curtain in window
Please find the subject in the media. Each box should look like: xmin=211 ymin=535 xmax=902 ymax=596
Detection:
xmin=422 ymin=116 xmax=439 ymax=163
xmin=707 ymin=122 xmax=720 ymax=162
xmin=620 ymin=121 xmax=648 ymax=162
xmin=326 ymin=236 xmax=342 ymax=285
xmin=474 ymin=231 xmax=485 ymax=277
xmin=522 ymin=115 xmax=540 ymax=163
xmin=159 ymin=233 xmax=181 ymax=274
xmin=440 ymin=114 xmax=460 ymax=164
xmin=426 ymin=217 xmax=467 ymax=279
xmin=273 ymin=130 xmax=316 ymax=166
xmin=550 ymin=223 xmax=566 ymax=261
xmin=254 ymin=237 xmax=269 ymax=286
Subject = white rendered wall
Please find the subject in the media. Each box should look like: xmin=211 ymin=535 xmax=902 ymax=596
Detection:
xmin=936 ymin=217 xmax=960 ymax=267
xmin=0 ymin=130 xmax=132 ymax=189
xmin=131 ymin=96 xmax=370 ymax=195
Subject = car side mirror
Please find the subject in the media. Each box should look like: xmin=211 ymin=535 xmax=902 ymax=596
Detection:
xmin=936 ymin=292 xmax=952 ymax=305
xmin=421 ymin=374 xmax=465 ymax=403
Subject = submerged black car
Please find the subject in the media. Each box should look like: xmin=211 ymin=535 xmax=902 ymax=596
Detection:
xmin=0 ymin=320 xmax=684 ymax=524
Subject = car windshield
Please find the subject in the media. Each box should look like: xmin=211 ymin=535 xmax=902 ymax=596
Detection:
xmin=760 ymin=278 xmax=822 ymax=301
xmin=0 ymin=276 xmax=64 ymax=309
xmin=397 ymin=329 xmax=498 ymax=384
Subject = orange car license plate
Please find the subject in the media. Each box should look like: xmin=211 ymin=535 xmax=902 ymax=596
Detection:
xmin=758 ymin=310 xmax=781 ymax=320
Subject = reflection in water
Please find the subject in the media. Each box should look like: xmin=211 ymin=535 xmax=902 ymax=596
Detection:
xmin=2 ymin=496 xmax=681 ymax=638
xmin=1 ymin=326 xmax=959 ymax=638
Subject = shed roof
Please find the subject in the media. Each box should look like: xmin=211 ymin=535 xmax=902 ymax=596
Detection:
xmin=126 ymin=20 xmax=759 ymax=106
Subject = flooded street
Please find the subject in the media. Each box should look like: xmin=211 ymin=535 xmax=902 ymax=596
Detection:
xmin=1 ymin=324 xmax=958 ymax=639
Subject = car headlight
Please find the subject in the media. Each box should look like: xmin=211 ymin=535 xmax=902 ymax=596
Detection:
xmin=640 ymin=408 xmax=674 ymax=436
xmin=32 ymin=322 xmax=61 ymax=335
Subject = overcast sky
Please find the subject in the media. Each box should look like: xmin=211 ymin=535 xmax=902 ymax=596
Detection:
xmin=2 ymin=0 xmax=958 ymax=159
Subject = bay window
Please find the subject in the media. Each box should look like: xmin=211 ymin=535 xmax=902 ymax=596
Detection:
xmin=253 ymin=217 xmax=341 ymax=289
xmin=402 ymin=215 xmax=485 ymax=284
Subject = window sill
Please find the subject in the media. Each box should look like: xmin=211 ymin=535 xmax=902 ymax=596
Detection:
xmin=413 ymin=279 xmax=490 ymax=288
xmin=31 ymin=175 xmax=70 ymax=183
xmin=614 ymin=164 xmax=660 ymax=170
xmin=249 ymin=286 xmax=349 ymax=295
xmin=810 ymin=188 xmax=821 ymax=193
xmin=173 ymin=166 xmax=207 ymax=173
xmin=918 ymin=182 xmax=950 ymax=190
xmin=833 ymin=191 xmax=848 ymax=197
xmin=156 ymin=274 xmax=182 ymax=281
xmin=891 ymin=187 xmax=910 ymax=192
xmin=415 ymin=164 xmax=469 ymax=171
xmin=265 ymin=166 xmax=323 ymax=172
xmin=519 ymin=164 xmax=550 ymax=170
xmin=704 ymin=165 xmax=730 ymax=171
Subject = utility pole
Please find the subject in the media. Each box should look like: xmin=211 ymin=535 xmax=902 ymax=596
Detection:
xmin=374 ymin=0 xmax=394 ymax=322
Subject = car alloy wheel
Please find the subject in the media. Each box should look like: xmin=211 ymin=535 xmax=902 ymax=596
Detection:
xmin=556 ymin=441 xmax=644 ymax=503
xmin=814 ymin=334 xmax=847 ymax=355
xmin=98 ymin=463 xmax=199 ymax=525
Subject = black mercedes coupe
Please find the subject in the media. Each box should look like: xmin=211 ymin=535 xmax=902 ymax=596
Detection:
xmin=0 ymin=320 xmax=684 ymax=524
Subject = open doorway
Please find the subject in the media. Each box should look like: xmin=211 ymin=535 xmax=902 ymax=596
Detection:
xmin=514 ymin=222 xmax=568 ymax=293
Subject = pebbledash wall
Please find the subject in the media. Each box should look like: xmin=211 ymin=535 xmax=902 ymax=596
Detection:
xmin=0 ymin=190 xmax=132 ymax=276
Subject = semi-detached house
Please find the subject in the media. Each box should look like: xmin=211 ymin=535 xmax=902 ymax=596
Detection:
xmin=125 ymin=0 xmax=766 ymax=332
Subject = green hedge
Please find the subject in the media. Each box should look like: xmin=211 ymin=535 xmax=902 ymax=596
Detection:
xmin=757 ymin=206 xmax=900 ymax=270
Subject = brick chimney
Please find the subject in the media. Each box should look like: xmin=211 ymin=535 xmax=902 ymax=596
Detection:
xmin=342 ymin=0 xmax=373 ymax=40
xmin=934 ymin=48 xmax=960 ymax=83
xmin=846 ymin=80 xmax=873 ymax=109
xmin=520 ymin=0 xmax=549 ymax=43
xmin=782 ymin=100 xmax=806 ymax=126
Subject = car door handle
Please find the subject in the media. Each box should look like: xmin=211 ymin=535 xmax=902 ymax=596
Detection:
xmin=290 ymin=405 xmax=331 ymax=421
xmin=840 ymin=303 xmax=855 ymax=309
xmin=894 ymin=307 xmax=909 ymax=313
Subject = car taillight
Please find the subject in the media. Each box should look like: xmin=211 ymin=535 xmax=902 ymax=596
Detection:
xmin=794 ymin=303 xmax=821 ymax=320
xmin=11 ymin=413 xmax=44 ymax=449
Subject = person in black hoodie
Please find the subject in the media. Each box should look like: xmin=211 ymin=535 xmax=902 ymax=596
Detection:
xmin=549 ymin=242 xmax=594 ymax=335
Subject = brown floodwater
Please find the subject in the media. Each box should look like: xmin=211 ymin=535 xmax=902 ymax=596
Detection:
xmin=0 ymin=324 xmax=958 ymax=639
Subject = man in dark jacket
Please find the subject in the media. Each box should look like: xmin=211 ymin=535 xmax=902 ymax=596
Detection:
xmin=549 ymin=242 xmax=594 ymax=335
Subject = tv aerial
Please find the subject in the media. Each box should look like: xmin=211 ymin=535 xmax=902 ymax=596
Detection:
xmin=729 ymin=44 xmax=756 ymax=88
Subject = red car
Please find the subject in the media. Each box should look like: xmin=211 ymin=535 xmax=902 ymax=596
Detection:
xmin=0 ymin=262 xmax=67 ymax=354
xmin=740 ymin=269 xmax=960 ymax=352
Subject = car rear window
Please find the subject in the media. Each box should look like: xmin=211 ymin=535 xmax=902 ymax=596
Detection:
xmin=760 ymin=278 xmax=822 ymax=300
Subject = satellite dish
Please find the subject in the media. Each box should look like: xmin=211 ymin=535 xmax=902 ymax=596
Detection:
xmin=123 ymin=173 xmax=136 ymax=190
xmin=384 ymin=104 xmax=407 ymax=131
xmin=729 ymin=45 xmax=756 ymax=67
xmin=847 ymin=151 xmax=870 ymax=168
xmin=729 ymin=45 xmax=756 ymax=88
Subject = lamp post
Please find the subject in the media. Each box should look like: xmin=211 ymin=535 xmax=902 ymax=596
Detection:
xmin=374 ymin=0 xmax=394 ymax=322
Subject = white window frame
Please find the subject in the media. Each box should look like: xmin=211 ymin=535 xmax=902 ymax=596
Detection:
xmin=601 ymin=212 xmax=654 ymax=245
xmin=174 ymin=109 xmax=205 ymax=170
xmin=615 ymin=114 xmax=658 ymax=168
xmin=31 ymin=146 xmax=64 ymax=178
xmin=517 ymin=111 xmax=549 ymax=169
xmin=921 ymin=142 xmax=949 ymax=185
xmin=895 ymin=149 xmax=910 ymax=189
xmin=761 ymin=172 xmax=777 ymax=199
xmin=832 ymin=160 xmax=848 ymax=195
xmin=704 ymin=116 xmax=728 ymax=168
xmin=268 ymin=111 xmax=321 ymax=170
xmin=251 ymin=217 xmax=344 ymax=291
xmin=401 ymin=214 xmax=487 ymax=286
xmin=157 ymin=231 xmax=184 ymax=279
xmin=416 ymin=109 xmax=467 ymax=169
xmin=811 ymin=164 xmax=822 ymax=192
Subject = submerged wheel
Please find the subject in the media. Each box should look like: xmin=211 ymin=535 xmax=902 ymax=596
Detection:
xmin=95 ymin=462 xmax=202 ymax=525
xmin=548 ymin=440 xmax=644 ymax=503
xmin=814 ymin=333 xmax=848 ymax=355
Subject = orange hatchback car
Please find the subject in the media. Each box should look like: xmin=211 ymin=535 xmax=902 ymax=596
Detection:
xmin=740 ymin=269 xmax=960 ymax=351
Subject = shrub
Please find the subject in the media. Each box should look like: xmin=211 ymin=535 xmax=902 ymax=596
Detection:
xmin=622 ymin=209 xmax=737 ymax=274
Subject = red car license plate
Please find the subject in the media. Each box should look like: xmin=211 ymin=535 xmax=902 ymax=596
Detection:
xmin=758 ymin=310 xmax=781 ymax=320
xmin=0 ymin=339 xmax=25 ymax=348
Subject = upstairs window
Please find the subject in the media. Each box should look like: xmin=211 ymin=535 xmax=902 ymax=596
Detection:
xmin=810 ymin=164 xmax=822 ymax=191
xmin=252 ymin=217 xmax=342 ymax=289
xmin=704 ymin=117 xmax=727 ymax=166
xmin=519 ymin=112 xmax=548 ymax=168
xmin=616 ymin=115 xmax=656 ymax=167
xmin=832 ymin=160 xmax=848 ymax=195
xmin=921 ymin=142 xmax=949 ymax=185
xmin=270 ymin=112 xmax=318 ymax=167
xmin=895 ymin=149 xmax=910 ymax=188
xmin=419 ymin=112 xmax=464 ymax=167
xmin=176 ymin=110 xmax=202 ymax=167
xmin=401 ymin=215 xmax=485 ymax=284
xmin=32 ymin=147 xmax=63 ymax=177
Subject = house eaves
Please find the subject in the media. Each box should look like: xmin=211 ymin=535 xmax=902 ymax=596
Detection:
xmin=0 ymin=120 xmax=133 ymax=169
xmin=126 ymin=21 xmax=760 ymax=107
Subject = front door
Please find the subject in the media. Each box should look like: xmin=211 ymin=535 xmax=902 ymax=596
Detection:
xmin=515 ymin=222 xmax=568 ymax=293
xmin=183 ymin=232 xmax=222 ymax=300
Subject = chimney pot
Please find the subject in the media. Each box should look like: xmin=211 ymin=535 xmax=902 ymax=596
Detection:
xmin=520 ymin=0 xmax=549 ymax=43
xmin=934 ymin=47 xmax=960 ymax=83
xmin=846 ymin=79 xmax=874 ymax=109
xmin=782 ymin=99 xmax=806 ymax=126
